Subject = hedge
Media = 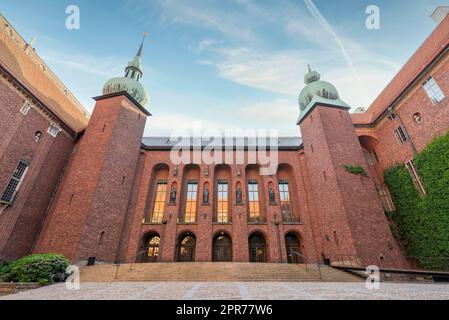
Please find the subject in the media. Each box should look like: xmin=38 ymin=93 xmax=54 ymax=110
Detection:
xmin=0 ymin=254 xmax=69 ymax=284
xmin=384 ymin=132 xmax=449 ymax=270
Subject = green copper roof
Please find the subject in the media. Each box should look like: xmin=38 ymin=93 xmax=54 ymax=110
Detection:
xmin=103 ymin=35 xmax=149 ymax=106
xmin=297 ymin=66 xmax=350 ymax=125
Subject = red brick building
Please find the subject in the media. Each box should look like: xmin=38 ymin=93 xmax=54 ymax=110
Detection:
xmin=1 ymin=9 xmax=448 ymax=268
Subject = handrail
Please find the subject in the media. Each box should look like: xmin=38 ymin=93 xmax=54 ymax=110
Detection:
xmin=291 ymin=252 xmax=322 ymax=279
xmin=114 ymin=249 xmax=148 ymax=280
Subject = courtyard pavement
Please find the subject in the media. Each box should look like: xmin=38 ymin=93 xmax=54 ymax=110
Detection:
xmin=1 ymin=282 xmax=449 ymax=300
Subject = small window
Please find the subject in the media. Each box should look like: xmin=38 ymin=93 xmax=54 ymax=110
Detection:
xmin=394 ymin=126 xmax=408 ymax=145
xmin=47 ymin=122 xmax=62 ymax=138
xmin=378 ymin=185 xmax=396 ymax=212
xmin=388 ymin=113 xmax=398 ymax=121
xmin=423 ymin=77 xmax=445 ymax=105
xmin=19 ymin=101 xmax=32 ymax=115
xmin=405 ymin=160 xmax=426 ymax=197
xmin=1 ymin=160 xmax=30 ymax=204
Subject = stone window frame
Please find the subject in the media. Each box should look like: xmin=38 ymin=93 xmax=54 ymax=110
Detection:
xmin=19 ymin=100 xmax=32 ymax=115
xmin=423 ymin=76 xmax=445 ymax=105
xmin=394 ymin=125 xmax=408 ymax=145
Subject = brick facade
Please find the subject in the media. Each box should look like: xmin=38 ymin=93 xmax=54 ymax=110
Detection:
xmin=1 ymin=12 xmax=448 ymax=269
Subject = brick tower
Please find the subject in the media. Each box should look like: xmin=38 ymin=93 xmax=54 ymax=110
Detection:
xmin=297 ymin=67 xmax=405 ymax=268
xmin=34 ymin=37 xmax=151 ymax=264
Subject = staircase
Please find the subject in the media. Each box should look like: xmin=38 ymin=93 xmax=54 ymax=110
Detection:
xmin=80 ymin=263 xmax=362 ymax=282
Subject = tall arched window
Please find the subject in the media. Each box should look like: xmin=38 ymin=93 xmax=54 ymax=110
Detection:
xmin=177 ymin=233 xmax=196 ymax=262
xmin=152 ymin=181 xmax=167 ymax=223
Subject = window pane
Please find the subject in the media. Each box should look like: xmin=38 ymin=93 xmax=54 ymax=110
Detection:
xmin=151 ymin=181 xmax=167 ymax=223
xmin=248 ymin=181 xmax=260 ymax=221
xmin=184 ymin=182 xmax=198 ymax=222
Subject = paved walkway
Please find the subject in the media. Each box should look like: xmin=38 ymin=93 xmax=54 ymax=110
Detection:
xmin=1 ymin=282 xmax=448 ymax=300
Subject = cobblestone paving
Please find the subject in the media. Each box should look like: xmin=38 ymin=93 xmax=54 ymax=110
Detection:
xmin=1 ymin=282 xmax=448 ymax=300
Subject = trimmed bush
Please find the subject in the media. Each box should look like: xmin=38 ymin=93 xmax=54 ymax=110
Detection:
xmin=384 ymin=132 xmax=449 ymax=270
xmin=0 ymin=261 xmax=12 ymax=282
xmin=3 ymin=254 xmax=69 ymax=284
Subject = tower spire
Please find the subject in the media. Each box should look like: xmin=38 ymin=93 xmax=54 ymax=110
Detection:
xmin=136 ymin=32 xmax=148 ymax=57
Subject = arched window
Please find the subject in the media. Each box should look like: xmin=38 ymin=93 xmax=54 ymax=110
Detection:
xmin=177 ymin=233 xmax=196 ymax=262
xmin=285 ymin=233 xmax=301 ymax=264
xmin=212 ymin=233 xmax=232 ymax=262
xmin=142 ymin=234 xmax=160 ymax=263
xmin=249 ymin=233 xmax=267 ymax=263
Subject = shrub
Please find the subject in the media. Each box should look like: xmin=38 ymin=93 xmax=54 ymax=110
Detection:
xmin=5 ymin=254 xmax=69 ymax=284
xmin=384 ymin=132 xmax=449 ymax=270
xmin=0 ymin=261 xmax=12 ymax=282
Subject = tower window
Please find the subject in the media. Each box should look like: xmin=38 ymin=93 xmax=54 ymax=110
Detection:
xmin=1 ymin=160 xmax=30 ymax=204
xmin=184 ymin=182 xmax=198 ymax=223
xmin=423 ymin=77 xmax=445 ymax=105
xmin=151 ymin=181 xmax=167 ymax=223
xmin=247 ymin=181 xmax=260 ymax=222
xmin=405 ymin=160 xmax=426 ymax=197
xmin=394 ymin=126 xmax=408 ymax=145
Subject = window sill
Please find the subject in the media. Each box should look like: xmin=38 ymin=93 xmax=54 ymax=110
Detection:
xmin=282 ymin=221 xmax=303 ymax=225
xmin=213 ymin=222 xmax=232 ymax=225
xmin=178 ymin=222 xmax=198 ymax=225
xmin=248 ymin=222 xmax=268 ymax=225
xmin=142 ymin=222 xmax=164 ymax=225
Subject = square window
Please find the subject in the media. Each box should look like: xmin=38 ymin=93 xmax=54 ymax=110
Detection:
xmin=423 ymin=77 xmax=445 ymax=105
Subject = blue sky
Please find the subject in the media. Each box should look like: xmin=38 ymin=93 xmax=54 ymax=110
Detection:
xmin=1 ymin=0 xmax=446 ymax=136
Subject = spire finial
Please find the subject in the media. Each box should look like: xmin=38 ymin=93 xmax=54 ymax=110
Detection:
xmin=307 ymin=64 xmax=312 ymax=73
xmin=136 ymin=32 xmax=148 ymax=57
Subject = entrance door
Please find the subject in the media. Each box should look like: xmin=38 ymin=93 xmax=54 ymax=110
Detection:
xmin=177 ymin=234 xmax=196 ymax=262
xmin=249 ymin=233 xmax=267 ymax=263
xmin=285 ymin=234 xmax=301 ymax=264
xmin=143 ymin=235 xmax=160 ymax=263
xmin=213 ymin=234 xmax=232 ymax=262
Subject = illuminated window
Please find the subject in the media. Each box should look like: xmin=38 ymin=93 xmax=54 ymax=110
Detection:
xmin=405 ymin=160 xmax=426 ymax=197
xmin=247 ymin=181 xmax=260 ymax=222
xmin=423 ymin=77 xmax=445 ymax=105
xmin=184 ymin=182 xmax=198 ymax=223
xmin=147 ymin=236 xmax=160 ymax=260
xmin=151 ymin=181 xmax=167 ymax=223
xmin=216 ymin=181 xmax=229 ymax=223
xmin=279 ymin=181 xmax=293 ymax=222
xmin=1 ymin=160 xmax=29 ymax=204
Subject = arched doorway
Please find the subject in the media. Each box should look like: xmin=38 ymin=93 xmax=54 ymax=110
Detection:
xmin=177 ymin=233 xmax=196 ymax=262
xmin=142 ymin=234 xmax=160 ymax=263
xmin=212 ymin=233 xmax=232 ymax=262
xmin=285 ymin=233 xmax=301 ymax=264
xmin=248 ymin=233 xmax=267 ymax=263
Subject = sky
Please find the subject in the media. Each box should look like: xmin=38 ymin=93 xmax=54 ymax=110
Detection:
xmin=0 ymin=0 xmax=446 ymax=136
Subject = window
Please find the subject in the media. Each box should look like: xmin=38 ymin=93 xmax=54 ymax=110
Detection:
xmin=19 ymin=101 xmax=32 ymax=115
xmin=388 ymin=113 xmax=398 ymax=121
xmin=184 ymin=182 xmax=198 ymax=223
xmin=216 ymin=181 xmax=229 ymax=223
xmin=151 ymin=181 xmax=167 ymax=223
xmin=378 ymin=186 xmax=396 ymax=212
xmin=363 ymin=149 xmax=378 ymax=166
xmin=423 ymin=77 xmax=445 ymax=105
xmin=405 ymin=160 xmax=426 ymax=197
xmin=1 ymin=160 xmax=30 ymax=204
xmin=247 ymin=181 xmax=260 ymax=222
xmin=47 ymin=122 xmax=62 ymax=138
xmin=394 ymin=126 xmax=408 ymax=145
xmin=279 ymin=181 xmax=293 ymax=222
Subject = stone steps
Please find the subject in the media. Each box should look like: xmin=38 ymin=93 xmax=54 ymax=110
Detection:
xmin=80 ymin=263 xmax=362 ymax=283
